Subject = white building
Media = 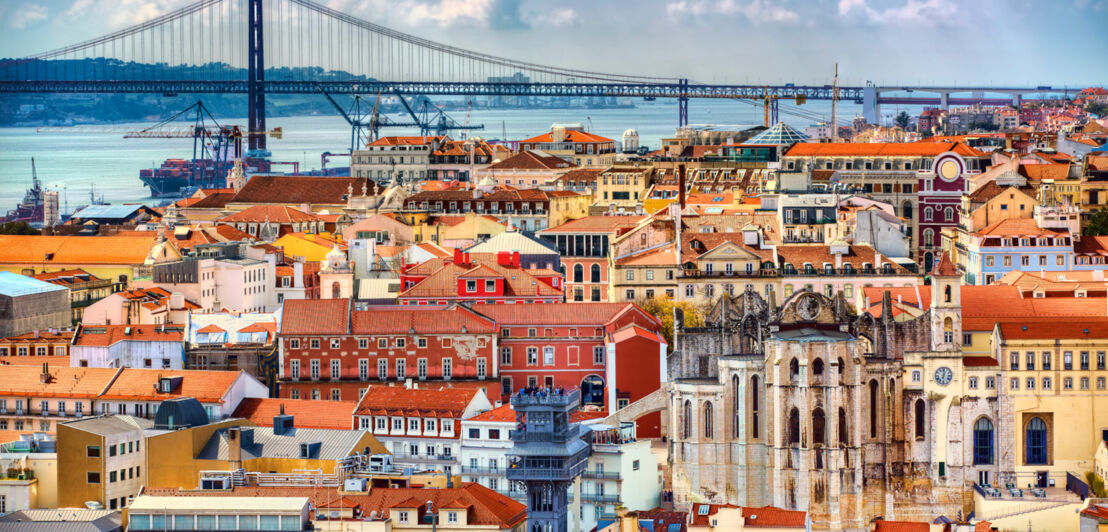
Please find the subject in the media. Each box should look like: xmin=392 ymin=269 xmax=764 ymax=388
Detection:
xmin=71 ymin=324 xmax=186 ymax=370
xmin=150 ymin=245 xmax=278 ymax=314
xmin=353 ymin=385 xmax=492 ymax=475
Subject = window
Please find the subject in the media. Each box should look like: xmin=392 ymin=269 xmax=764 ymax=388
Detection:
xmin=358 ymin=338 xmax=369 ymax=349
xmin=968 ymin=377 xmax=978 ymax=389
xmin=914 ymin=399 xmax=926 ymax=439
xmin=1098 ymin=377 xmax=1106 ymax=390
xmin=986 ymin=377 xmax=995 ymax=389
xmin=912 ymin=370 xmax=921 ymax=382
xmin=418 ymin=359 xmax=428 ymax=379
xmin=527 ymin=347 xmax=538 ymax=365
xmin=378 ymin=359 xmax=388 ymax=379
xmin=869 ymin=380 xmax=879 ymax=438
xmin=87 ymin=472 xmax=101 ymax=483
xmin=1043 ymin=352 xmax=1052 ymax=371
xmin=1025 ymin=417 xmax=1048 ymax=464
xmin=1081 ymin=351 xmax=1090 ymax=370
xmin=1064 ymin=351 xmax=1073 ymax=370
xmin=330 ymin=359 xmax=340 ymax=379
xmin=1098 ymin=352 xmax=1106 ymax=370
xmin=398 ymin=511 xmax=410 ymax=524
xmin=973 ymin=418 xmax=994 ymax=465
xmin=1026 ymin=352 xmax=1035 ymax=371
xmin=1026 ymin=377 xmax=1035 ymax=389
xmin=1063 ymin=377 xmax=1072 ymax=390
xmin=442 ymin=358 xmax=452 ymax=379
xmin=310 ymin=359 xmax=320 ymax=380
xmin=1081 ymin=377 xmax=1089 ymax=390
xmin=682 ymin=400 xmax=691 ymax=439
xmin=477 ymin=358 xmax=487 ymax=379
xmin=310 ymin=338 xmax=320 ymax=349
xmin=359 ymin=359 xmax=368 ymax=380
xmin=289 ymin=339 xmax=300 ymax=349
xmin=593 ymin=346 xmax=604 ymax=365
xmin=702 ymin=402 xmax=714 ymax=439
xmin=500 ymin=347 xmax=512 ymax=365
xmin=330 ymin=338 xmax=340 ymax=349
xmin=543 ymin=346 xmax=555 ymax=365
xmin=395 ymin=359 xmax=406 ymax=379
xmin=1010 ymin=352 xmax=1019 ymax=371
xmin=87 ymin=445 xmax=100 ymax=457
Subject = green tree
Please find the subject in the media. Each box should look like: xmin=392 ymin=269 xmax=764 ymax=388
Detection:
xmin=635 ymin=296 xmax=707 ymax=352
xmin=0 ymin=222 xmax=39 ymax=235
xmin=1086 ymin=207 xmax=1108 ymax=237
xmin=1086 ymin=102 xmax=1108 ymax=118
xmin=895 ymin=111 xmax=911 ymax=129
xmin=1087 ymin=471 xmax=1108 ymax=498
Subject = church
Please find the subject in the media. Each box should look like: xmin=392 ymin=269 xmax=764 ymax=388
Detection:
xmin=664 ymin=255 xmax=1008 ymax=528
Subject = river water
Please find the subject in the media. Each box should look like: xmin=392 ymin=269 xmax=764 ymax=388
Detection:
xmin=0 ymin=98 xmax=922 ymax=212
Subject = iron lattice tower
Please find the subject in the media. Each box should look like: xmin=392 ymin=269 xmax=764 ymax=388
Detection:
xmin=506 ymin=388 xmax=591 ymax=532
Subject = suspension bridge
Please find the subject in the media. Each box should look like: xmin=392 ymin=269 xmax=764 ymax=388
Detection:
xmin=0 ymin=0 xmax=1072 ymax=152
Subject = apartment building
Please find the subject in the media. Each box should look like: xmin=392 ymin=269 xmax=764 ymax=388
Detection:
xmin=539 ymin=216 xmax=644 ymax=303
xmin=70 ymin=324 xmax=186 ymax=370
xmin=56 ymin=415 xmax=150 ymax=510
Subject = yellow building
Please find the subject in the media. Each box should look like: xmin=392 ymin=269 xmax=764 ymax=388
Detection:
xmin=609 ymin=245 xmax=679 ymax=302
xmin=411 ymin=212 xmax=508 ymax=249
xmin=993 ymin=320 xmax=1108 ymax=488
xmin=0 ymin=234 xmax=179 ymax=283
xmin=57 ymin=415 xmax=152 ymax=510
xmin=594 ymin=166 xmax=652 ymax=214
xmin=273 ymin=232 xmax=346 ymax=264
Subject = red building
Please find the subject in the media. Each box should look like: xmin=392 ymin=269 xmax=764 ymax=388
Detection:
xmin=399 ymin=249 xmax=563 ymax=305
xmin=278 ymin=299 xmax=498 ymax=401
xmin=475 ymin=302 xmax=667 ymax=437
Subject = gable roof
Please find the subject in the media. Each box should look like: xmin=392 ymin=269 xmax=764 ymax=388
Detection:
xmin=0 ymin=235 xmax=160 ymax=265
xmin=74 ymin=324 xmax=185 ymax=346
xmin=100 ymin=368 xmax=247 ymax=403
xmin=353 ymin=385 xmax=482 ymax=418
xmin=230 ymin=176 xmax=370 ymax=205
xmin=401 ymin=253 xmax=562 ymax=299
xmin=218 ymin=205 xmax=321 ymax=224
xmin=365 ymin=483 xmax=526 ymax=528
xmin=539 ymin=215 xmax=645 ymax=234
xmin=232 ymin=398 xmax=358 ymax=430
xmin=280 ymin=299 xmax=351 ymax=335
xmin=350 ymin=306 xmax=497 ymax=335
xmin=521 ymin=129 xmax=613 ymax=144
xmin=464 ymin=231 xmax=558 ymax=255
xmin=487 ymin=150 xmax=576 ymax=171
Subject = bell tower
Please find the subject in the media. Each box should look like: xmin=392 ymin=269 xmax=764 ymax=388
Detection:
xmin=930 ymin=251 xmax=962 ymax=351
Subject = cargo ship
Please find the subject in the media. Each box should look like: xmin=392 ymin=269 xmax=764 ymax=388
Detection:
xmin=139 ymin=158 xmax=236 ymax=198
xmin=2 ymin=159 xmax=47 ymax=224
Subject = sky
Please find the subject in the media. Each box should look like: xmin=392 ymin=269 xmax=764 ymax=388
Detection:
xmin=1 ymin=0 xmax=1106 ymax=87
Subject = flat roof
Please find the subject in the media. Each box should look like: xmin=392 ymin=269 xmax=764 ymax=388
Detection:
xmin=0 ymin=271 xmax=67 ymax=297
xmin=128 ymin=496 xmax=309 ymax=512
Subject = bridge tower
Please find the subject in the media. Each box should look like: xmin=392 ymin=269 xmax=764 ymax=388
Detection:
xmin=247 ymin=0 xmax=267 ymax=154
xmin=507 ymin=388 xmax=591 ymax=532
xmin=677 ymin=78 xmax=689 ymax=127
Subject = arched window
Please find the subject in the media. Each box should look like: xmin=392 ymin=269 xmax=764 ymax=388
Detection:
xmin=331 ymin=281 xmax=342 ymax=298
xmin=838 ymin=407 xmax=848 ymax=446
xmin=788 ymin=408 xmax=801 ymax=445
xmin=812 ymin=358 xmax=825 ymax=376
xmin=572 ymin=264 xmax=583 ymax=283
xmin=925 ymin=207 xmax=933 ymax=221
xmin=790 ymin=358 xmax=799 ymax=379
xmin=682 ymin=400 xmax=692 ymax=440
xmin=923 ymin=229 xmax=935 ymax=247
xmin=751 ymin=375 xmax=760 ymax=439
xmin=943 ymin=317 xmax=954 ymax=344
xmin=1026 ymin=417 xmax=1048 ymax=464
xmin=944 ymin=285 xmax=952 ymax=303
xmin=974 ymin=418 xmax=994 ymax=465
xmin=869 ymin=380 xmax=879 ymax=438
xmin=703 ymin=402 xmax=714 ymax=439
xmin=914 ymin=399 xmax=926 ymax=439
xmin=901 ymin=201 xmax=913 ymax=220
xmin=732 ymin=376 xmax=742 ymax=438
xmin=944 ymin=207 xmax=954 ymax=221
xmin=812 ymin=408 xmax=826 ymax=445
xmin=590 ymin=264 xmax=601 ymax=283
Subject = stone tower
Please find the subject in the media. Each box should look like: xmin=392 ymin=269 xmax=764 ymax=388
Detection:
xmin=929 ymin=251 xmax=962 ymax=352
xmin=506 ymin=388 xmax=590 ymax=532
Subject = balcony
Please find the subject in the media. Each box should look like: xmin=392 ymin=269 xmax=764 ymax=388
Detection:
xmin=460 ymin=466 xmax=504 ymax=475
xmin=581 ymin=470 xmax=620 ymax=480
xmin=581 ymin=493 xmax=620 ymax=503
xmin=391 ymin=452 xmax=456 ymax=463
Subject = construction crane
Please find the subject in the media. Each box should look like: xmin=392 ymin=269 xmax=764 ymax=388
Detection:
xmin=322 ymin=92 xmax=419 ymax=152
xmin=393 ymin=93 xmax=485 ymax=138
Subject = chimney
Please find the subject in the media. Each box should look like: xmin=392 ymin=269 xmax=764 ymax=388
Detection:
xmin=677 ymin=164 xmax=687 ymax=209
xmin=227 ymin=427 xmax=243 ymax=466
xmin=40 ymin=362 xmax=49 ymax=384
xmin=497 ymin=251 xmax=510 ymax=266
xmin=169 ymin=292 xmax=184 ymax=310
xmin=273 ymin=406 xmax=295 ymax=436
xmin=453 ymin=248 xmax=464 ymax=265
xmin=1093 ymin=269 xmax=1104 ymax=282
xmin=512 ymin=251 xmax=520 ymax=268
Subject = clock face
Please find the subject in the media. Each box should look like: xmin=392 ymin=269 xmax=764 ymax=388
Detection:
xmin=934 ymin=366 xmax=953 ymax=386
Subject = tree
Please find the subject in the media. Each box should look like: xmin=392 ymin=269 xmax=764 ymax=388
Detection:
xmin=1086 ymin=102 xmax=1108 ymax=118
xmin=0 ymin=222 xmax=39 ymax=235
xmin=635 ymin=296 xmax=708 ymax=352
xmin=1085 ymin=207 xmax=1108 ymax=236
xmin=895 ymin=111 xmax=910 ymax=129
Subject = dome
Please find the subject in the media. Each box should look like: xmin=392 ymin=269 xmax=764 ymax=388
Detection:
xmin=623 ymin=129 xmax=639 ymax=137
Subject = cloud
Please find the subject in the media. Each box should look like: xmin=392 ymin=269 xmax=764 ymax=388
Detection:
xmin=9 ymin=2 xmax=48 ymax=28
xmin=666 ymin=0 xmax=799 ymax=22
xmin=522 ymin=6 xmax=577 ymax=28
xmin=837 ymin=0 xmax=959 ymax=26
xmin=331 ymin=0 xmax=526 ymax=29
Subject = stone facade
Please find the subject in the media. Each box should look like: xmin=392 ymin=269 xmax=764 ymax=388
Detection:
xmin=663 ymin=272 xmax=999 ymax=528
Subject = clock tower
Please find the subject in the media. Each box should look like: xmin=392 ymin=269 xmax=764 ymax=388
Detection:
xmin=930 ymin=251 xmax=962 ymax=352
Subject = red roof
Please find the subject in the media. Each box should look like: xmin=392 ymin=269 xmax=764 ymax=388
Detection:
xmin=350 ymin=306 xmax=497 ymax=335
xmin=32 ymin=268 xmax=103 ymax=284
xmin=218 ymin=204 xmax=321 ymax=224
xmin=474 ymin=302 xmax=659 ymax=329
xmin=487 ymin=150 xmax=576 ymax=171
xmin=742 ymin=505 xmax=808 ymax=528
xmin=932 ymin=251 xmax=958 ymax=276
xmin=366 ymin=483 xmax=526 ymax=528
xmin=785 ymin=141 xmax=983 ymax=158
xmin=520 ymin=129 xmax=612 ymax=144
xmin=998 ymin=320 xmax=1108 ymax=340
xmin=280 ymin=299 xmax=351 ymax=334
xmin=401 ymin=253 xmax=562 ymax=299
xmin=975 ymin=218 xmax=1065 ymax=238
xmin=873 ymin=521 xmax=930 ymax=532
xmin=74 ymin=324 xmax=185 ymax=346
xmin=367 ymin=135 xmax=444 ymax=146
xmin=230 ymin=176 xmax=371 ymax=205
xmin=99 ymin=368 xmax=245 ymax=402
xmin=688 ymin=503 xmax=739 ymax=526
xmin=539 ymin=215 xmax=645 ymax=234
xmin=353 ymin=385 xmax=483 ymax=419
xmin=233 ymin=398 xmax=357 ymax=429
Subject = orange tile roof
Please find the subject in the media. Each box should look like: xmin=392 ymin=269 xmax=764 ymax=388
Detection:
xmin=776 ymin=244 xmax=911 ymax=274
xmin=0 ymin=329 xmax=75 ymax=343
xmin=998 ymin=319 xmax=1108 ymax=340
xmin=350 ymin=306 xmax=497 ymax=335
xmin=280 ymin=299 xmax=351 ymax=334
xmin=233 ymin=398 xmax=357 ymax=430
xmin=99 ymin=368 xmax=246 ymax=402
xmin=933 ymin=251 xmax=958 ymax=276
xmin=1076 ymin=236 xmax=1108 ymax=256
xmin=873 ymin=521 xmax=930 ymax=532
xmin=218 ymin=205 xmax=321 ymax=224
xmin=0 ymin=365 xmax=121 ymax=399
xmin=742 ymin=505 xmax=807 ymax=528
xmin=785 ymin=141 xmax=982 ymax=158
xmin=365 ymin=483 xmax=526 ymax=528
xmin=367 ymin=135 xmax=445 ymax=146
xmin=74 ymin=324 xmax=185 ymax=346
xmin=401 ymin=254 xmax=562 ymax=299
xmin=862 ymin=286 xmax=1108 ymax=328
xmin=467 ymin=403 xmax=615 ymax=424
xmin=682 ymin=232 xmax=774 ymax=264
xmin=614 ymin=245 xmax=678 ymax=267
xmin=0 ymin=355 xmax=71 ymax=367
xmin=32 ymin=268 xmax=103 ymax=284
xmin=975 ymin=218 xmax=1065 ymax=238
xmin=230 ymin=176 xmax=371 ymax=205
xmin=539 ymin=216 xmax=645 ymax=234
xmin=487 ymin=150 xmax=576 ymax=171
xmin=1017 ymin=163 xmax=1070 ymax=181
xmin=0 ymin=234 xmax=160 ymax=265
xmin=473 ymin=302 xmax=658 ymax=328
xmin=689 ymin=503 xmax=739 ymax=526
xmin=167 ymin=225 xmax=256 ymax=250
xmin=520 ymin=129 xmax=612 ymax=144
xmin=352 ymin=385 xmax=482 ymax=418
